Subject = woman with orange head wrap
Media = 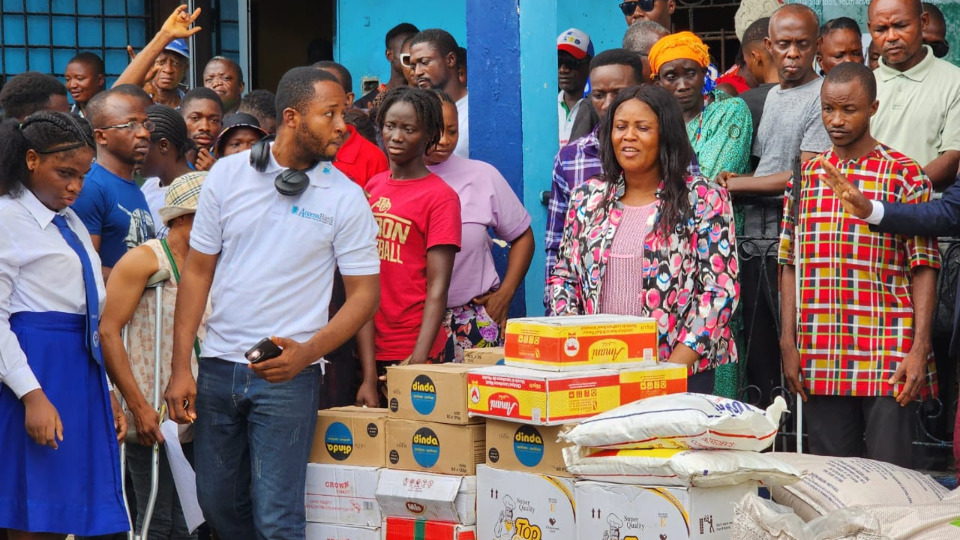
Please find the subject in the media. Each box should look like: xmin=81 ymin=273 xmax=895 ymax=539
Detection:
xmin=650 ymin=32 xmax=753 ymax=182
xmin=650 ymin=32 xmax=753 ymax=400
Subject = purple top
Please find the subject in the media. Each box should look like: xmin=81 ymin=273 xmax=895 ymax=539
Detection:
xmin=428 ymin=155 xmax=531 ymax=307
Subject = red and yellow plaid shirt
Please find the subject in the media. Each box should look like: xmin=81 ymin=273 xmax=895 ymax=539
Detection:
xmin=778 ymin=145 xmax=940 ymax=397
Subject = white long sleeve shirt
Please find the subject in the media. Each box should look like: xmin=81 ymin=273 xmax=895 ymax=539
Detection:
xmin=0 ymin=190 xmax=105 ymax=398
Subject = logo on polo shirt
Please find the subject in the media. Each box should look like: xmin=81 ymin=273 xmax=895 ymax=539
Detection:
xmin=290 ymin=205 xmax=334 ymax=226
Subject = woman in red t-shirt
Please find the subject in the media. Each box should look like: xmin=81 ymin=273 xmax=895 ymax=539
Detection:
xmin=357 ymin=87 xmax=462 ymax=406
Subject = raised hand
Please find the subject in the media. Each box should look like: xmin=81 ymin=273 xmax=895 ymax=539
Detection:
xmin=819 ymin=159 xmax=872 ymax=219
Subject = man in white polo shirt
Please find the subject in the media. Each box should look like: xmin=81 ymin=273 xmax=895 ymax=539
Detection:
xmin=869 ymin=0 xmax=960 ymax=189
xmin=164 ymin=67 xmax=379 ymax=540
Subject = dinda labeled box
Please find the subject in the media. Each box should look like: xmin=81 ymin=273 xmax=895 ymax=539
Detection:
xmin=476 ymin=465 xmax=575 ymax=540
xmin=484 ymin=420 xmax=574 ymax=477
xmin=575 ymin=480 xmax=757 ymax=540
xmin=387 ymin=364 xmax=480 ymax=425
xmin=504 ymin=314 xmax=658 ymax=371
xmin=311 ymin=407 xmax=389 ymax=467
xmin=385 ymin=419 xmax=486 ymax=476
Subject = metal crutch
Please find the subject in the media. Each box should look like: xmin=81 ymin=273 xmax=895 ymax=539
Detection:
xmin=120 ymin=270 xmax=170 ymax=540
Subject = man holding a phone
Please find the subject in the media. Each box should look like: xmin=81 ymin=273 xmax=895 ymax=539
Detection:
xmin=164 ymin=66 xmax=380 ymax=540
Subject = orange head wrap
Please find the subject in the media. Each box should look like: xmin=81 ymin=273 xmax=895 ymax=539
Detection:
xmin=647 ymin=31 xmax=711 ymax=80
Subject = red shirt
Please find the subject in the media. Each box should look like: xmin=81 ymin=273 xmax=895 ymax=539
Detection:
xmin=334 ymin=124 xmax=389 ymax=188
xmin=367 ymin=172 xmax=461 ymax=360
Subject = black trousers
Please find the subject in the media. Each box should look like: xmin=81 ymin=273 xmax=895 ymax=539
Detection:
xmin=805 ymin=394 xmax=918 ymax=468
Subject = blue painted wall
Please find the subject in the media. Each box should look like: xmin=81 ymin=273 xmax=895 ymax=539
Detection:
xmin=556 ymin=1 xmax=627 ymax=58
xmin=334 ymin=0 xmax=466 ymax=96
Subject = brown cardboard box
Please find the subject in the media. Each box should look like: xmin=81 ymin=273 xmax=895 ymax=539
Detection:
xmin=385 ymin=419 xmax=486 ymax=475
xmin=310 ymin=407 xmax=388 ymax=467
xmin=463 ymin=347 xmax=505 ymax=365
xmin=386 ymin=364 xmax=480 ymax=424
xmin=484 ymin=419 xmax=574 ymax=477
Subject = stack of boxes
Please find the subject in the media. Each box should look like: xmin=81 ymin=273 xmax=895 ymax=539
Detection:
xmin=306 ymin=407 xmax=389 ymax=540
xmin=465 ymin=315 xmax=688 ymax=540
xmin=379 ymin=363 xmax=486 ymax=539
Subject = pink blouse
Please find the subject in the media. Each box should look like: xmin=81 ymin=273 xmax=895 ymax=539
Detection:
xmin=598 ymin=202 xmax=656 ymax=315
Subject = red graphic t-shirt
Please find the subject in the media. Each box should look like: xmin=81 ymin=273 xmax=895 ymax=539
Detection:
xmin=367 ymin=171 xmax=461 ymax=360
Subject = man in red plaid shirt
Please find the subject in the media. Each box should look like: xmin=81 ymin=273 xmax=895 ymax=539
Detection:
xmin=778 ymin=62 xmax=940 ymax=467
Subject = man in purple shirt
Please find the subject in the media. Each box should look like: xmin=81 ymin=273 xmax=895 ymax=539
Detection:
xmin=543 ymin=49 xmax=645 ymax=313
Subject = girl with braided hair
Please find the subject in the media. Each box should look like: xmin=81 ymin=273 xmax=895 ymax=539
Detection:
xmin=359 ymin=87 xmax=461 ymax=405
xmin=0 ymin=111 xmax=129 ymax=537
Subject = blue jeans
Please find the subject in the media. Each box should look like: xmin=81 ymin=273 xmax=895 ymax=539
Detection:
xmin=194 ymin=358 xmax=321 ymax=540
xmin=127 ymin=442 xmax=196 ymax=539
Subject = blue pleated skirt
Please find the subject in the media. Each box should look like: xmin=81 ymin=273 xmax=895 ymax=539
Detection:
xmin=0 ymin=311 xmax=129 ymax=535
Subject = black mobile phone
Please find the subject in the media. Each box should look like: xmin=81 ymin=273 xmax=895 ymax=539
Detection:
xmin=245 ymin=338 xmax=283 ymax=364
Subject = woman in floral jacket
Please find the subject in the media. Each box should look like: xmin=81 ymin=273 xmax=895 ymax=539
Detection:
xmin=547 ymin=85 xmax=739 ymax=393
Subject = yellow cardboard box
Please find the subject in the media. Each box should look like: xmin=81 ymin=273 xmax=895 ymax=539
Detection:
xmin=387 ymin=364 xmax=479 ymax=424
xmin=310 ymin=407 xmax=388 ymax=467
xmin=504 ymin=314 xmax=658 ymax=371
xmin=467 ymin=363 xmax=687 ymax=425
xmin=485 ymin=419 xmax=574 ymax=477
xmin=385 ymin=419 xmax=486 ymax=476
xmin=463 ymin=346 xmax=505 ymax=365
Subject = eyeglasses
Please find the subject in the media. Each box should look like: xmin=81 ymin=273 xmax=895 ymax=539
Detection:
xmin=400 ymin=53 xmax=413 ymax=67
xmin=619 ymin=0 xmax=656 ymax=16
xmin=558 ymin=56 xmax=589 ymax=70
xmin=97 ymin=120 xmax=155 ymax=133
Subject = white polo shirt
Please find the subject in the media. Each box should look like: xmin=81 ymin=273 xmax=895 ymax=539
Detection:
xmin=190 ymin=145 xmax=379 ymax=363
xmin=872 ymin=45 xmax=960 ymax=168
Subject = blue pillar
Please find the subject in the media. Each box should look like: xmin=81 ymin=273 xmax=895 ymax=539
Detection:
xmin=467 ymin=0 xmax=558 ymax=317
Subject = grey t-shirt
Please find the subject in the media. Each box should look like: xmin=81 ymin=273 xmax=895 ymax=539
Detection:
xmin=753 ymin=77 xmax=831 ymax=176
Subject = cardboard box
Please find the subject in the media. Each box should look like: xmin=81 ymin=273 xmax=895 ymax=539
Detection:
xmin=387 ymin=364 xmax=479 ymax=424
xmin=305 ymin=523 xmax=380 ymax=540
xmin=311 ymin=407 xmax=389 ymax=467
xmin=575 ymin=480 xmax=758 ymax=539
xmin=376 ymin=468 xmax=477 ymax=524
xmin=504 ymin=314 xmax=658 ymax=371
xmin=385 ymin=419 xmax=486 ymax=476
xmin=467 ymin=364 xmax=687 ymax=425
xmin=383 ymin=517 xmax=476 ymax=540
xmin=484 ymin=420 xmax=574 ymax=477
xmin=463 ymin=347 xmax=505 ymax=366
xmin=305 ymin=463 xmax=381 ymax=527
xmin=476 ymin=465 xmax=575 ymax=540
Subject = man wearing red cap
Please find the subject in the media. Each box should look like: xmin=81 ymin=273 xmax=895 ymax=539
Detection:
xmin=557 ymin=28 xmax=593 ymax=146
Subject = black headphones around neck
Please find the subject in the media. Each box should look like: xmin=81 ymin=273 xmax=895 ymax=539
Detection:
xmin=249 ymin=137 xmax=314 ymax=196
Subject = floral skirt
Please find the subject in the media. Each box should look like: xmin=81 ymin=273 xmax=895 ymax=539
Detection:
xmin=442 ymin=301 xmax=503 ymax=363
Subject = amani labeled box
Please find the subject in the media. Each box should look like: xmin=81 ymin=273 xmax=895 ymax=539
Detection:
xmin=504 ymin=314 xmax=658 ymax=371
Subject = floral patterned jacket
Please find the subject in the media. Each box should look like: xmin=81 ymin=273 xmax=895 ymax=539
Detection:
xmin=547 ymin=174 xmax=739 ymax=374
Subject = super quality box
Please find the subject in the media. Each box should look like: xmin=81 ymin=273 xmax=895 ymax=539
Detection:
xmin=467 ymin=364 xmax=687 ymax=425
xmin=484 ymin=420 xmax=574 ymax=477
xmin=383 ymin=517 xmax=476 ymax=540
xmin=385 ymin=419 xmax=486 ymax=475
xmin=305 ymin=523 xmax=380 ymax=540
xmin=387 ymin=364 xmax=479 ymax=424
xmin=311 ymin=407 xmax=389 ymax=467
xmin=575 ymin=480 xmax=758 ymax=540
xmin=376 ymin=468 xmax=477 ymax=524
xmin=504 ymin=314 xmax=658 ymax=371
xmin=476 ymin=465 xmax=575 ymax=540
xmin=304 ymin=463 xmax=381 ymax=527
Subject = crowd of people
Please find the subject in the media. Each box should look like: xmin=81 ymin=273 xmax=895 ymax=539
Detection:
xmin=0 ymin=0 xmax=958 ymax=538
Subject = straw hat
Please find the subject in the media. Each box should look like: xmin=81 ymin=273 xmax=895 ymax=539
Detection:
xmin=159 ymin=171 xmax=207 ymax=225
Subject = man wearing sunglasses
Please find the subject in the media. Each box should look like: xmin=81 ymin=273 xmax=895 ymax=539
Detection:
xmin=356 ymin=23 xmax=420 ymax=111
xmin=72 ymin=85 xmax=157 ymax=281
xmin=619 ymin=0 xmax=675 ymax=31
xmin=409 ymin=28 xmax=470 ymax=157
xmin=557 ymin=28 xmax=593 ymax=146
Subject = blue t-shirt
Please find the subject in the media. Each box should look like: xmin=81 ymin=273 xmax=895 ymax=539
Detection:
xmin=72 ymin=163 xmax=155 ymax=267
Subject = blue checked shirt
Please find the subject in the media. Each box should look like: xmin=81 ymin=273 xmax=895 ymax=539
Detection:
xmin=543 ymin=128 xmax=603 ymax=314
